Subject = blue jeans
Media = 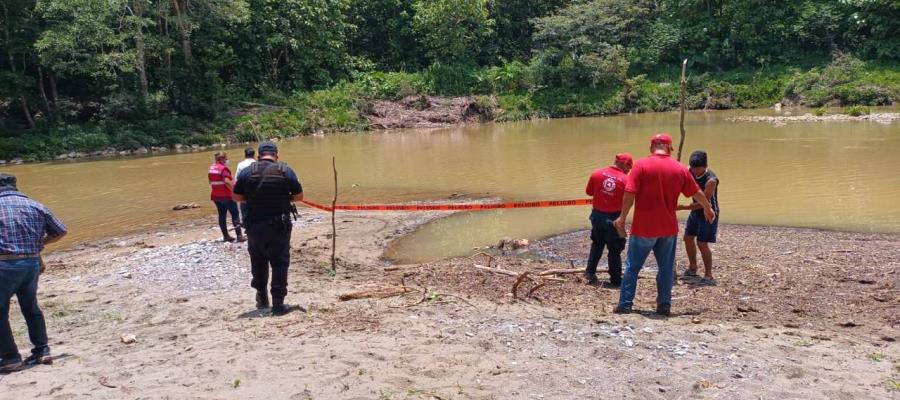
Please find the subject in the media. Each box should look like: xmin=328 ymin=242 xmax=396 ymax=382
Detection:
xmin=0 ymin=258 xmax=49 ymax=362
xmin=617 ymin=235 xmax=677 ymax=310
xmin=213 ymin=200 xmax=241 ymax=237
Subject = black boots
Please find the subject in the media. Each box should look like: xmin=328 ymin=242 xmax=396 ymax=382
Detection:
xmin=271 ymin=298 xmax=292 ymax=316
xmin=221 ymin=226 xmax=235 ymax=242
xmin=235 ymin=224 xmax=246 ymax=242
xmin=255 ymin=290 xmax=269 ymax=309
xmin=221 ymin=225 xmax=245 ymax=242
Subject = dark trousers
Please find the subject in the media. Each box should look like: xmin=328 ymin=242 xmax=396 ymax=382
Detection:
xmin=239 ymin=202 xmax=249 ymax=226
xmin=0 ymin=258 xmax=48 ymax=362
xmin=247 ymin=218 xmax=292 ymax=302
xmin=214 ymin=200 xmax=241 ymax=237
xmin=586 ymin=210 xmax=625 ymax=284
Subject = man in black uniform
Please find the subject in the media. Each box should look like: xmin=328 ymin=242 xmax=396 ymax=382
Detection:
xmin=232 ymin=141 xmax=303 ymax=315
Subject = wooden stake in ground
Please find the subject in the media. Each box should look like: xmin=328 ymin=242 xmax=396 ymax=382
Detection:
xmin=677 ymin=59 xmax=688 ymax=162
xmin=331 ymin=156 xmax=337 ymax=273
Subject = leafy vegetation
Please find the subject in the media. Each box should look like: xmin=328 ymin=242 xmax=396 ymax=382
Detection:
xmin=1 ymin=0 xmax=898 ymax=161
xmin=845 ymin=105 xmax=871 ymax=117
xmin=889 ymin=377 xmax=900 ymax=392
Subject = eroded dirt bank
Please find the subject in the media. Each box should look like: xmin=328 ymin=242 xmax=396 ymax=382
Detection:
xmin=1 ymin=206 xmax=898 ymax=399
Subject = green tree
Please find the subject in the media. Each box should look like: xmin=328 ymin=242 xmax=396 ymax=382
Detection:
xmin=487 ymin=0 xmax=569 ymax=62
xmin=346 ymin=0 xmax=423 ymax=71
xmin=236 ymin=0 xmax=350 ymax=91
xmin=843 ymin=0 xmax=900 ymax=59
xmin=412 ymin=0 xmax=494 ymax=65
xmin=1 ymin=0 xmax=40 ymax=128
xmin=532 ymin=0 xmax=655 ymax=87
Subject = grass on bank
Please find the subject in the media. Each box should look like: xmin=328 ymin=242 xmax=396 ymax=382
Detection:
xmin=233 ymin=55 xmax=899 ymax=138
xmin=2 ymin=56 xmax=898 ymax=162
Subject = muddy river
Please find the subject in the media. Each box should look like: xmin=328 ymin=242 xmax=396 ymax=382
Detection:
xmin=6 ymin=108 xmax=899 ymax=262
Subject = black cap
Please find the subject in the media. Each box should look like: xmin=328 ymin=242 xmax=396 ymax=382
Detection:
xmin=244 ymin=147 xmax=255 ymax=158
xmin=689 ymin=150 xmax=708 ymax=168
xmin=0 ymin=173 xmax=17 ymax=190
xmin=258 ymin=141 xmax=278 ymax=154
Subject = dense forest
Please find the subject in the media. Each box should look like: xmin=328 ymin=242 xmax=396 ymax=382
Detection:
xmin=1 ymin=0 xmax=898 ymax=161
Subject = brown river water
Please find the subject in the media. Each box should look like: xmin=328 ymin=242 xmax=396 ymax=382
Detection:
xmin=5 ymin=108 xmax=899 ymax=263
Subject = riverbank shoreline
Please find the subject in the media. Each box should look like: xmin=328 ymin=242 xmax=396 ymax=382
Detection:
xmin=4 ymin=206 xmax=896 ymax=398
xmin=5 ymin=101 xmax=898 ymax=166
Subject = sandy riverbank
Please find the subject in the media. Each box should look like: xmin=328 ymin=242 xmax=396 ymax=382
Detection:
xmin=729 ymin=112 xmax=900 ymax=125
xmin=1 ymin=206 xmax=898 ymax=399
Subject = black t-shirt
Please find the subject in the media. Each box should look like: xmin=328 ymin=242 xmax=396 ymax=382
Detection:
xmin=233 ymin=159 xmax=303 ymax=219
xmin=691 ymin=169 xmax=719 ymax=217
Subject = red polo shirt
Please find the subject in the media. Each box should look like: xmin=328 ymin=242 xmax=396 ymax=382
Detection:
xmin=625 ymin=153 xmax=700 ymax=237
xmin=586 ymin=166 xmax=627 ymax=213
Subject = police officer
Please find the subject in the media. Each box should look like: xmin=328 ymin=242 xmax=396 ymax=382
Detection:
xmin=232 ymin=141 xmax=303 ymax=315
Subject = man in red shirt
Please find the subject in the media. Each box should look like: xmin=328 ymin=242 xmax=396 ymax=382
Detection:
xmin=584 ymin=153 xmax=633 ymax=287
xmin=208 ymin=152 xmax=244 ymax=242
xmin=612 ymin=134 xmax=716 ymax=316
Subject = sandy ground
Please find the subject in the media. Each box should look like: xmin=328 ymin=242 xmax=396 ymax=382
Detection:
xmin=1 ymin=206 xmax=898 ymax=399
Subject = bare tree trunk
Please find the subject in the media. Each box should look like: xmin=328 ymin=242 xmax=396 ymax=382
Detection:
xmin=4 ymin=6 xmax=13 ymax=73
xmin=159 ymin=1 xmax=172 ymax=74
xmin=21 ymin=96 xmax=35 ymax=129
xmin=677 ymin=59 xmax=688 ymax=162
xmin=171 ymin=0 xmax=192 ymax=63
xmin=37 ymin=66 xmax=52 ymax=118
xmin=133 ymin=0 xmax=149 ymax=103
xmin=48 ymin=70 xmax=59 ymax=107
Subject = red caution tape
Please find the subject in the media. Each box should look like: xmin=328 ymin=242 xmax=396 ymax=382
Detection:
xmin=300 ymin=198 xmax=592 ymax=212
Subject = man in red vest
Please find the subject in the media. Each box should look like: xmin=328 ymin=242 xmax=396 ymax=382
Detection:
xmin=613 ymin=134 xmax=715 ymax=316
xmin=584 ymin=152 xmax=632 ymax=287
xmin=208 ymin=152 xmax=244 ymax=242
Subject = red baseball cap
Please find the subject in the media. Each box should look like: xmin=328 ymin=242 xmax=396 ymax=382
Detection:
xmin=651 ymin=133 xmax=673 ymax=145
xmin=615 ymin=152 xmax=633 ymax=167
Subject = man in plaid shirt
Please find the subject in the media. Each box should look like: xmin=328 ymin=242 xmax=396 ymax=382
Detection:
xmin=0 ymin=173 xmax=67 ymax=373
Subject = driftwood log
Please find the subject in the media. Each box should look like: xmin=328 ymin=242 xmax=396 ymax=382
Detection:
xmin=537 ymin=268 xmax=604 ymax=276
xmin=338 ymin=286 xmax=412 ymax=301
xmin=471 ymin=264 xmax=565 ymax=282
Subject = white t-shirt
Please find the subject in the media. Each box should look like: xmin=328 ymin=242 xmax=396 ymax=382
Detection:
xmin=235 ymin=158 xmax=256 ymax=182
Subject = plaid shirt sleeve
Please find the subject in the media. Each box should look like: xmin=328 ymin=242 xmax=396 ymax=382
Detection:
xmin=41 ymin=204 xmax=67 ymax=238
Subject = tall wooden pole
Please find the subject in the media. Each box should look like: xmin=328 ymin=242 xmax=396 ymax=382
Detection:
xmin=331 ymin=156 xmax=337 ymax=274
xmin=674 ymin=59 xmax=688 ymax=286
xmin=677 ymin=59 xmax=688 ymax=162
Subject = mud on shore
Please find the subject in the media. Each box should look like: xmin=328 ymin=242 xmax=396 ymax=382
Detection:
xmin=2 ymin=207 xmax=898 ymax=399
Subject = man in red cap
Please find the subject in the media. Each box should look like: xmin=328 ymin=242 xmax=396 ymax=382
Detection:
xmin=584 ymin=153 xmax=633 ymax=287
xmin=613 ymin=133 xmax=716 ymax=316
